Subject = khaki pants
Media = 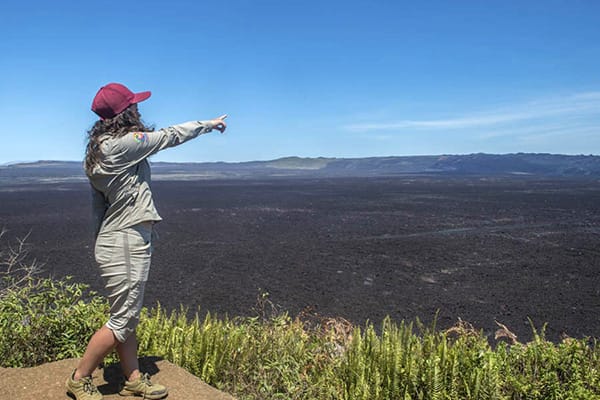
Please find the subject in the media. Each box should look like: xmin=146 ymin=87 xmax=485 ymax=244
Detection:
xmin=94 ymin=222 xmax=153 ymax=343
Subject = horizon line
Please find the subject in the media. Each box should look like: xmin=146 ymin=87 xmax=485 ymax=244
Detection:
xmin=2 ymin=151 xmax=599 ymax=167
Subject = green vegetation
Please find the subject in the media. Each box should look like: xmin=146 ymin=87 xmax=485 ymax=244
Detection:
xmin=0 ymin=276 xmax=107 ymax=366
xmin=1 ymin=237 xmax=599 ymax=399
xmin=2 ymin=276 xmax=600 ymax=399
xmin=266 ymin=156 xmax=333 ymax=170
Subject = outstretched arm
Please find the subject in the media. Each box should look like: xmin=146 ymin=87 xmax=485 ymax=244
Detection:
xmin=110 ymin=115 xmax=228 ymax=166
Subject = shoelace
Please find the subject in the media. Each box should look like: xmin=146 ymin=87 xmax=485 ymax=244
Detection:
xmin=140 ymin=373 xmax=153 ymax=387
xmin=82 ymin=377 xmax=100 ymax=394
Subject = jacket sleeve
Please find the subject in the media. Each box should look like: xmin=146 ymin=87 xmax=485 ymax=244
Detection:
xmin=91 ymin=185 xmax=107 ymax=238
xmin=111 ymin=120 xmax=215 ymax=165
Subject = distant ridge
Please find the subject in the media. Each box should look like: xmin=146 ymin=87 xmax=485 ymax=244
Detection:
xmin=1 ymin=154 xmax=600 ymax=184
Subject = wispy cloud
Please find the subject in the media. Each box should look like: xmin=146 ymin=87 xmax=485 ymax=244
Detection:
xmin=519 ymin=126 xmax=599 ymax=143
xmin=343 ymin=92 xmax=600 ymax=132
xmin=479 ymin=121 xmax=597 ymax=140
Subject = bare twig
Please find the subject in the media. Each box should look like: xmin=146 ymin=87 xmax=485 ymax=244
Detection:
xmin=495 ymin=320 xmax=519 ymax=345
xmin=445 ymin=318 xmax=480 ymax=338
xmin=0 ymin=228 xmax=43 ymax=296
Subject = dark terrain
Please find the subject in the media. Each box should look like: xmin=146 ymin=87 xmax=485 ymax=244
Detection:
xmin=3 ymin=153 xmax=600 ymax=184
xmin=1 ymin=174 xmax=599 ymax=343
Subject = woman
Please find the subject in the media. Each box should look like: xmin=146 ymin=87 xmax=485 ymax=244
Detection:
xmin=66 ymin=82 xmax=227 ymax=400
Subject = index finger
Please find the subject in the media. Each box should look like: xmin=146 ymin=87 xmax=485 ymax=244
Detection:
xmin=218 ymin=114 xmax=228 ymax=120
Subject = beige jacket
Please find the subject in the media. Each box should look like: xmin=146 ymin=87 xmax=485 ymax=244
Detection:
xmin=88 ymin=120 xmax=215 ymax=237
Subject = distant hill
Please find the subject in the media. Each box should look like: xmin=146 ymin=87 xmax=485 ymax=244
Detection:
xmin=1 ymin=154 xmax=600 ymax=185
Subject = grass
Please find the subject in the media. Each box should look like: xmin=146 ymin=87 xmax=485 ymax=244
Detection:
xmin=1 ymin=275 xmax=600 ymax=399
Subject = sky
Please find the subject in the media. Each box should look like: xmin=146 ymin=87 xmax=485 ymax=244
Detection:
xmin=0 ymin=0 xmax=599 ymax=163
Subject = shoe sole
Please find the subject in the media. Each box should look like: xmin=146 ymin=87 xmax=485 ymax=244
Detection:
xmin=118 ymin=388 xmax=168 ymax=399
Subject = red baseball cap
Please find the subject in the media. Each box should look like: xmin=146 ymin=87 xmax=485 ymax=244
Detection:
xmin=91 ymin=82 xmax=151 ymax=119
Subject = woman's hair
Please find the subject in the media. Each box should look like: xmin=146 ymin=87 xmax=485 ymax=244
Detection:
xmin=84 ymin=104 xmax=154 ymax=176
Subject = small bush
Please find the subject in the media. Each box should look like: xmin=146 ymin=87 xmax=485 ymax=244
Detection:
xmin=0 ymin=276 xmax=108 ymax=367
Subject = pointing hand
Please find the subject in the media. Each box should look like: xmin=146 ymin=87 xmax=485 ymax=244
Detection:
xmin=211 ymin=114 xmax=228 ymax=133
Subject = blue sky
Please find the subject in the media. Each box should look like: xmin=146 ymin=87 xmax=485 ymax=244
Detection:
xmin=1 ymin=0 xmax=599 ymax=163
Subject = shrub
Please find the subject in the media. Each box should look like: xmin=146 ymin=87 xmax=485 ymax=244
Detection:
xmin=0 ymin=276 xmax=108 ymax=367
xmin=0 ymin=232 xmax=109 ymax=367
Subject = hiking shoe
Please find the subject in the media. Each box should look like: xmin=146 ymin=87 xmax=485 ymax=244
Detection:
xmin=65 ymin=369 xmax=103 ymax=400
xmin=119 ymin=372 xmax=168 ymax=399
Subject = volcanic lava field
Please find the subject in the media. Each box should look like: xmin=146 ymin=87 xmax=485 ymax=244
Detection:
xmin=1 ymin=176 xmax=599 ymax=342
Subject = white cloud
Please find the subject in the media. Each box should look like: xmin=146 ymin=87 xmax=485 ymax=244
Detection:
xmin=519 ymin=126 xmax=599 ymax=143
xmin=478 ymin=122 xmax=586 ymax=140
xmin=343 ymin=92 xmax=600 ymax=133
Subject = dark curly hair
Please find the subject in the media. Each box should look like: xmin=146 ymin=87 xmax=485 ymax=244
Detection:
xmin=84 ymin=104 xmax=154 ymax=176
